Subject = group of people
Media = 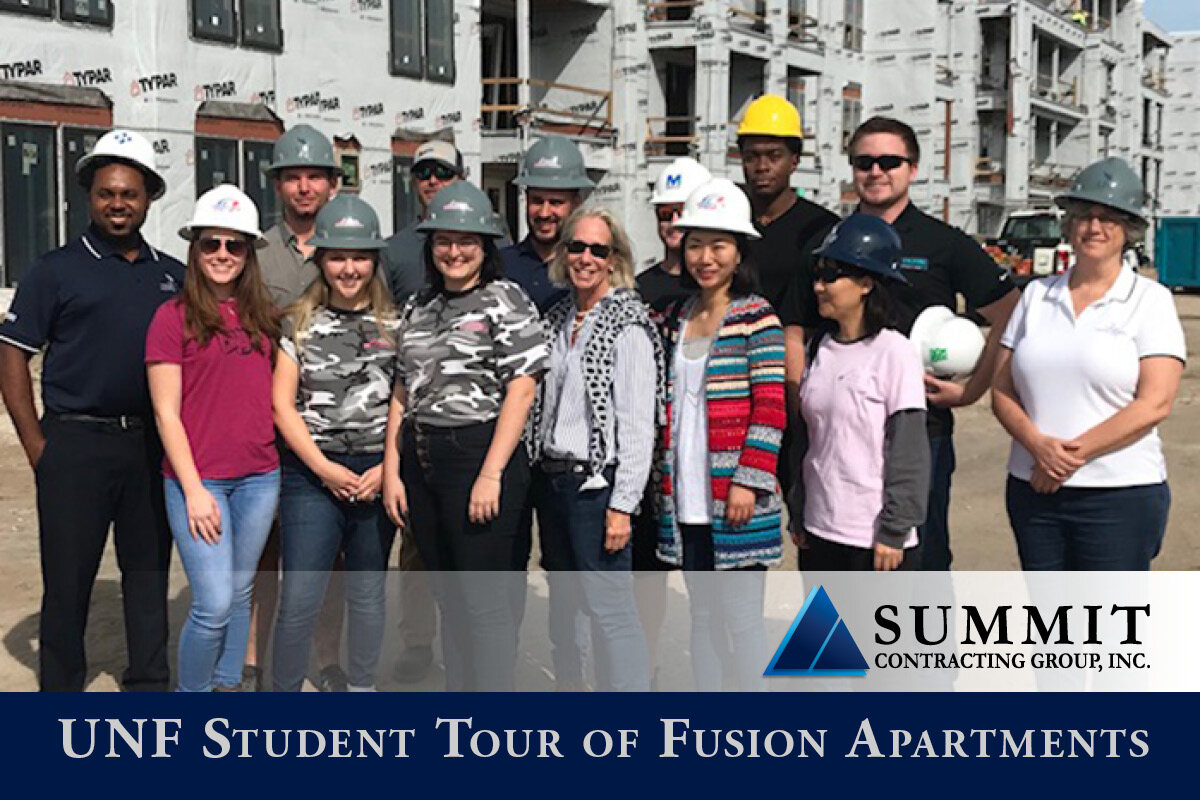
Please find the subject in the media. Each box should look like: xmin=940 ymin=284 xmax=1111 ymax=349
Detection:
xmin=0 ymin=93 xmax=1184 ymax=693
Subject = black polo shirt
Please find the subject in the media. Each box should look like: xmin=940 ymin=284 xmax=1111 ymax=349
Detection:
xmin=749 ymin=196 xmax=839 ymax=326
xmin=889 ymin=202 xmax=1016 ymax=437
xmin=0 ymin=227 xmax=186 ymax=416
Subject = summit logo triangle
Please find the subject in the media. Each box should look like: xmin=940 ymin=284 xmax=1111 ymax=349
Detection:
xmin=764 ymin=585 xmax=868 ymax=677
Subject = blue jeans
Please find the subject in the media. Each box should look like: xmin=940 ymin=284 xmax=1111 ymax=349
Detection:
xmin=165 ymin=469 xmax=280 ymax=692
xmin=916 ymin=434 xmax=955 ymax=570
xmin=535 ymin=465 xmax=649 ymax=692
xmin=1006 ymin=477 xmax=1170 ymax=570
xmin=680 ymin=525 xmax=767 ymax=692
xmin=273 ymin=452 xmax=397 ymax=692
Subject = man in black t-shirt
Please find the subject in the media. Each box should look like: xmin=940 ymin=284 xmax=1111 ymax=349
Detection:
xmin=736 ymin=95 xmax=839 ymax=406
xmin=845 ymin=117 xmax=1019 ymax=570
xmin=637 ymin=156 xmax=710 ymax=311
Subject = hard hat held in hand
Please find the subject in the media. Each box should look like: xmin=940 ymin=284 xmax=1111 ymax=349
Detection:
xmin=673 ymin=178 xmax=761 ymax=239
xmin=651 ymin=157 xmax=712 ymax=205
xmin=909 ymin=306 xmax=985 ymax=378
xmin=75 ymin=129 xmax=166 ymax=200
xmin=179 ymin=184 xmax=267 ymax=247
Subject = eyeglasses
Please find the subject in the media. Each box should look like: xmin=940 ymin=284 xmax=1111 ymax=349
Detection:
xmin=431 ymin=237 xmax=481 ymax=252
xmin=850 ymin=154 xmax=913 ymax=172
xmin=198 ymin=236 xmax=249 ymax=257
xmin=565 ymin=240 xmax=612 ymax=259
xmin=656 ymin=206 xmax=683 ymax=223
xmin=813 ymin=261 xmax=855 ymax=284
xmin=413 ymin=162 xmax=458 ymax=181
xmin=1072 ymin=209 xmax=1128 ymax=227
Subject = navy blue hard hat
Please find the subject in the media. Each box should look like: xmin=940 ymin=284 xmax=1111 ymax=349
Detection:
xmin=813 ymin=212 xmax=907 ymax=284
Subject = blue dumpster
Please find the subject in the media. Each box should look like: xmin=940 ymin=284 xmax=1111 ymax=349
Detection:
xmin=1157 ymin=217 xmax=1200 ymax=289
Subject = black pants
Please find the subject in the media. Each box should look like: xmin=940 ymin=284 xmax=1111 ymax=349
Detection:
xmin=799 ymin=532 xmax=916 ymax=571
xmin=35 ymin=416 xmax=171 ymax=691
xmin=401 ymin=420 xmax=530 ymax=691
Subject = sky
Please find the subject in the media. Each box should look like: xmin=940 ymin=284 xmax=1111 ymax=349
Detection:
xmin=1142 ymin=0 xmax=1200 ymax=32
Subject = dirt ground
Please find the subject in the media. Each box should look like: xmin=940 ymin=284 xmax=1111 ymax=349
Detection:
xmin=0 ymin=293 xmax=1197 ymax=691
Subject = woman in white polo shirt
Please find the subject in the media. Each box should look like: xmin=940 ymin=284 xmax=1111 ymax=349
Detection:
xmin=992 ymin=158 xmax=1186 ymax=570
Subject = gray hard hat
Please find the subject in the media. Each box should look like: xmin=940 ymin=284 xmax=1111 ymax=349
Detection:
xmin=264 ymin=124 xmax=341 ymax=175
xmin=417 ymin=181 xmax=507 ymax=238
xmin=1055 ymin=157 xmax=1146 ymax=221
xmin=513 ymin=134 xmax=594 ymax=191
xmin=308 ymin=194 xmax=386 ymax=250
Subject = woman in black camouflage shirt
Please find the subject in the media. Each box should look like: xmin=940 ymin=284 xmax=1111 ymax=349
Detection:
xmin=271 ymin=195 xmax=399 ymax=692
xmin=382 ymin=182 xmax=548 ymax=691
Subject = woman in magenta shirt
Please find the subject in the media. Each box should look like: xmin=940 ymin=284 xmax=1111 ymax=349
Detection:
xmin=146 ymin=185 xmax=281 ymax=692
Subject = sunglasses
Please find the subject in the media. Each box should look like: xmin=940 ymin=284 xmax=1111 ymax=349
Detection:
xmin=813 ymin=262 xmax=855 ymax=284
xmin=656 ymin=206 xmax=683 ymax=223
xmin=566 ymin=240 xmax=612 ymax=259
xmin=850 ymin=154 xmax=913 ymax=172
xmin=413 ymin=162 xmax=458 ymax=181
xmin=198 ymin=236 xmax=249 ymax=257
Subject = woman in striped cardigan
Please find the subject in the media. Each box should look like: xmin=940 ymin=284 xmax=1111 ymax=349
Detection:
xmin=655 ymin=178 xmax=786 ymax=691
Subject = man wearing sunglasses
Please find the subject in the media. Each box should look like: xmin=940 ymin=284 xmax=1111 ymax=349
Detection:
xmin=0 ymin=130 xmax=183 ymax=691
xmin=382 ymin=139 xmax=465 ymax=306
xmin=845 ymin=116 xmax=1019 ymax=571
xmin=503 ymin=134 xmax=595 ymax=313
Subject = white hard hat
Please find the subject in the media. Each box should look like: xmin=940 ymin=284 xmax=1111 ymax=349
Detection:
xmin=178 ymin=184 xmax=267 ymax=246
xmin=909 ymin=305 xmax=985 ymax=378
xmin=673 ymin=178 xmax=761 ymax=239
xmin=651 ymin=157 xmax=712 ymax=205
xmin=75 ymin=129 xmax=165 ymax=200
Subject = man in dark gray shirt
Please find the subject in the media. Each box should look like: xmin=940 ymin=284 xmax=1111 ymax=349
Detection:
xmin=382 ymin=140 xmax=464 ymax=306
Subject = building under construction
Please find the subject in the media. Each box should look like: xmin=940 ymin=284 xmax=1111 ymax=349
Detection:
xmin=0 ymin=0 xmax=1182 ymax=284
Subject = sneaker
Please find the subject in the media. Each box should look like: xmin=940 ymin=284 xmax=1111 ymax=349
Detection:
xmin=240 ymin=665 xmax=264 ymax=692
xmin=315 ymin=664 xmax=349 ymax=692
xmin=392 ymin=646 xmax=434 ymax=684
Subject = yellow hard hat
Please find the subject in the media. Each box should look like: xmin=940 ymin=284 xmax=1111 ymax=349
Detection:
xmin=736 ymin=94 xmax=803 ymax=140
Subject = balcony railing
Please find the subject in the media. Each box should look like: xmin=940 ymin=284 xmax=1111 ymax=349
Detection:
xmin=728 ymin=5 xmax=768 ymax=35
xmin=787 ymin=12 xmax=820 ymax=48
xmin=1034 ymin=73 xmax=1079 ymax=108
xmin=645 ymin=0 xmax=700 ymax=22
xmin=974 ymin=157 xmax=1004 ymax=184
xmin=645 ymin=115 xmax=698 ymax=157
xmin=481 ymin=77 xmax=612 ymax=136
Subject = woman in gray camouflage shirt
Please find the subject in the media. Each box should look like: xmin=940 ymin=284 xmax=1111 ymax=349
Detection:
xmin=270 ymin=195 xmax=398 ymax=692
xmin=382 ymin=183 xmax=548 ymax=691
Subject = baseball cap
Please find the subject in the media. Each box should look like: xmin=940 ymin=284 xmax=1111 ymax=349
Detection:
xmin=414 ymin=140 xmax=463 ymax=175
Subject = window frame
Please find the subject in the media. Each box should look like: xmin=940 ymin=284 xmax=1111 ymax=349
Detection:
xmin=190 ymin=0 xmax=239 ymax=45
xmin=393 ymin=154 xmax=417 ymax=232
xmin=240 ymin=0 xmax=284 ymax=53
xmin=0 ymin=0 xmax=52 ymax=19
xmin=58 ymin=0 xmax=115 ymax=28
xmin=424 ymin=0 xmax=456 ymax=84
xmin=389 ymin=0 xmax=424 ymax=79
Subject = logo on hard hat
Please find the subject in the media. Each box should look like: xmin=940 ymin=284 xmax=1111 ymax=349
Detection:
xmin=441 ymin=200 xmax=473 ymax=212
xmin=213 ymin=198 xmax=240 ymax=213
xmin=333 ymin=216 xmax=365 ymax=229
xmin=928 ymin=347 xmax=948 ymax=364
xmin=297 ymin=142 xmax=312 ymax=160
xmin=665 ymin=173 xmax=682 ymax=189
xmin=533 ymin=156 xmax=561 ymax=170
xmin=696 ymin=193 xmax=726 ymax=211
xmin=114 ymin=131 xmax=133 ymax=145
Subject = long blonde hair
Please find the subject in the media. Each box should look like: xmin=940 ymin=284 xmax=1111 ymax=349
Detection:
xmin=284 ymin=250 xmax=396 ymax=347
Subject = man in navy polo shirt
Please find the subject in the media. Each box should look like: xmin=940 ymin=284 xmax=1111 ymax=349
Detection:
xmin=0 ymin=129 xmax=183 ymax=691
xmin=501 ymin=134 xmax=594 ymax=313
xmin=846 ymin=116 xmax=1019 ymax=570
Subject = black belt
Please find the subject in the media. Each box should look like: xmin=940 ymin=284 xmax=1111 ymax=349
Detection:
xmin=52 ymin=413 xmax=146 ymax=430
xmin=540 ymin=458 xmax=590 ymax=475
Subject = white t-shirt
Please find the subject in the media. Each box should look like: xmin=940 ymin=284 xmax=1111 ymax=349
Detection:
xmin=1001 ymin=268 xmax=1186 ymax=487
xmin=673 ymin=336 xmax=713 ymax=524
